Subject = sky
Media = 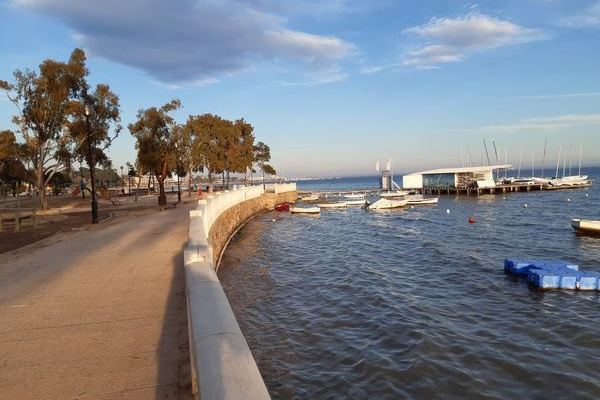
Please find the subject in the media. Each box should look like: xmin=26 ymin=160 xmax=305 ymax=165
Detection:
xmin=1 ymin=0 xmax=600 ymax=177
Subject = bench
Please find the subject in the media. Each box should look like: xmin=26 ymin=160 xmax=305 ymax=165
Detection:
xmin=0 ymin=208 xmax=37 ymax=232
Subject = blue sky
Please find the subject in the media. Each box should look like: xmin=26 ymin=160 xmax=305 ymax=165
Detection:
xmin=1 ymin=0 xmax=600 ymax=177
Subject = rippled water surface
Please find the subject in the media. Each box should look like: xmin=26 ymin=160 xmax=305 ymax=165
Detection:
xmin=219 ymin=169 xmax=600 ymax=400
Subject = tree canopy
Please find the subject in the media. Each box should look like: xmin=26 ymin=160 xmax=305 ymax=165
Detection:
xmin=129 ymin=99 xmax=181 ymax=205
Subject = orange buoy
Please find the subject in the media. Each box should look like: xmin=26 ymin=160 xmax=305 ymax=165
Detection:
xmin=469 ymin=217 xmax=476 ymax=224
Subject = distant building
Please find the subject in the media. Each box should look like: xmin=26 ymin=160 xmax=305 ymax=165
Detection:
xmin=402 ymin=165 xmax=511 ymax=189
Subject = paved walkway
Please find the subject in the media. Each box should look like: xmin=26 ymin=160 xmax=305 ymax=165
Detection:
xmin=0 ymin=204 xmax=194 ymax=399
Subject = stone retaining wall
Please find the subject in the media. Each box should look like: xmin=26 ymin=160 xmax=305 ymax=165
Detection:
xmin=184 ymin=184 xmax=296 ymax=400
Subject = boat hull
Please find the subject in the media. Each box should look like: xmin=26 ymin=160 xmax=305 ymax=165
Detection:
xmin=317 ymin=202 xmax=347 ymax=208
xmin=571 ymin=219 xmax=600 ymax=235
xmin=290 ymin=207 xmax=320 ymax=214
xmin=369 ymin=198 xmax=408 ymax=209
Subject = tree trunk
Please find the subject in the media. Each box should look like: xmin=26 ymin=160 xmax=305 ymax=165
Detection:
xmin=37 ymin=164 xmax=48 ymax=210
xmin=157 ymin=176 xmax=167 ymax=205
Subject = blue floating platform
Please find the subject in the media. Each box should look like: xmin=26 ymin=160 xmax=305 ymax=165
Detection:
xmin=504 ymin=259 xmax=599 ymax=291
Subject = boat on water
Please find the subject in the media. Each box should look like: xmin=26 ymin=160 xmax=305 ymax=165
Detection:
xmin=547 ymin=175 xmax=590 ymax=187
xmin=380 ymin=190 xmax=409 ymax=198
xmin=344 ymin=193 xmax=365 ymax=199
xmin=406 ymin=197 xmax=439 ymax=205
xmin=301 ymin=194 xmax=320 ymax=201
xmin=571 ymin=219 xmax=600 ymax=235
xmin=290 ymin=206 xmax=321 ymax=214
xmin=274 ymin=203 xmax=290 ymax=212
xmin=317 ymin=202 xmax=347 ymax=209
xmin=368 ymin=198 xmax=408 ymax=209
xmin=346 ymin=199 xmax=369 ymax=206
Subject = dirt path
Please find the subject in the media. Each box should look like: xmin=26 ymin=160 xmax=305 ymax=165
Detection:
xmin=0 ymin=202 xmax=195 ymax=399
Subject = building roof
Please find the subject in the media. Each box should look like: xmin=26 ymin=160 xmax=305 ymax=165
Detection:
xmin=405 ymin=164 xmax=512 ymax=176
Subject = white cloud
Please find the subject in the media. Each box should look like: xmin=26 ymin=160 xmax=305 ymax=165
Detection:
xmin=510 ymin=91 xmax=600 ymax=99
xmin=13 ymin=0 xmax=355 ymax=84
xmin=401 ymin=13 xmax=547 ymax=69
xmin=480 ymin=114 xmax=600 ymax=133
xmin=559 ymin=1 xmax=600 ymax=28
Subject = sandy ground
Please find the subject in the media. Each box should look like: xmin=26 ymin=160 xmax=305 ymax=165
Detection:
xmin=0 ymin=199 xmax=195 ymax=399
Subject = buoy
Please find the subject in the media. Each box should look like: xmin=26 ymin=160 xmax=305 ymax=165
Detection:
xmin=502 ymin=196 xmax=507 ymax=200
xmin=272 ymin=219 xmax=276 ymax=222
xmin=585 ymin=193 xmax=589 ymax=197
xmin=524 ymin=203 xmax=528 ymax=208
xmin=469 ymin=217 xmax=476 ymax=224
xmin=446 ymin=209 xmax=450 ymax=214
xmin=567 ymin=198 xmax=571 ymax=202
xmin=410 ymin=205 xmax=414 ymax=209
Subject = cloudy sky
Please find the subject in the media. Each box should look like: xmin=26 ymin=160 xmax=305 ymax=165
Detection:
xmin=1 ymin=0 xmax=600 ymax=176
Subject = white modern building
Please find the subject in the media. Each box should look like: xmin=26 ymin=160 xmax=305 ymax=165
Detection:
xmin=402 ymin=165 xmax=511 ymax=189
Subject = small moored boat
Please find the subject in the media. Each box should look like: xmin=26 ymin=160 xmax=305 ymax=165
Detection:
xmin=344 ymin=193 xmax=365 ymax=199
xmin=380 ymin=190 xmax=409 ymax=198
xmin=317 ymin=202 xmax=347 ymax=208
xmin=368 ymin=198 xmax=408 ymax=209
xmin=571 ymin=219 xmax=600 ymax=234
xmin=346 ymin=199 xmax=368 ymax=206
xmin=406 ymin=197 xmax=439 ymax=206
xmin=290 ymin=206 xmax=321 ymax=214
xmin=301 ymin=194 xmax=320 ymax=201
xmin=274 ymin=203 xmax=290 ymax=212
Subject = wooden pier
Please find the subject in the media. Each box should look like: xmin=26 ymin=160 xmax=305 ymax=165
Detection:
xmin=417 ymin=183 xmax=544 ymax=196
xmin=297 ymin=182 xmax=591 ymax=198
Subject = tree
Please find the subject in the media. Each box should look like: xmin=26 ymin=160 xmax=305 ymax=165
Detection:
xmin=0 ymin=130 xmax=32 ymax=197
xmin=48 ymin=171 xmax=73 ymax=196
xmin=67 ymin=82 xmax=121 ymax=222
xmin=0 ymin=130 xmax=17 ymax=163
xmin=129 ymin=99 xmax=180 ymax=206
xmin=231 ymin=119 xmax=255 ymax=183
xmin=253 ymin=141 xmax=276 ymax=187
xmin=188 ymin=114 xmax=231 ymax=187
xmin=1 ymin=48 xmax=88 ymax=209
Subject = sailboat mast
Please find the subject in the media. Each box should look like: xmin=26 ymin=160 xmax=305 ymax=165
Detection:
xmin=555 ymin=147 xmax=561 ymax=178
xmin=562 ymin=152 xmax=567 ymax=177
xmin=579 ymin=141 xmax=583 ymax=176
xmin=504 ymin=148 xmax=508 ymax=178
xmin=483 ymin=139 xmax=491 ymax=166
xmin=531 ymin=152 xmax=535 ymax=178
xmin=541 ymin=139 xmax=547 ymax=179
xmin=518 ymin=141 xmax=523 ymax=178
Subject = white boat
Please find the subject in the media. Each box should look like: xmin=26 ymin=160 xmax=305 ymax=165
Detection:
xmin=301 ymin=194 xmax=320 ymax=201
xmin=346 ymin=199 xmax=368 ymax=206
xmin=290 ymin=206 xmax=321 ymax=214
xmin=406 ymin=197 xmax=439 ymax=205
xmin=368 ymin=198 xmax=408 ymax=209
xmin=571 ymin=219 xmax=600 ymax=234
xmin=344 ymin=193 xmax=365 ymax=199
xmin=548 ymin=175 xmax=589 ymax=187
xmin=317 ymin=202 xmax=347 ymax=208
xmin=380 ymin=190 xmax=409 ymax=198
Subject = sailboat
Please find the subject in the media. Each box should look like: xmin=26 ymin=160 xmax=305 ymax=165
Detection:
xmin=547 ymin=143 xmax=590 ymax=188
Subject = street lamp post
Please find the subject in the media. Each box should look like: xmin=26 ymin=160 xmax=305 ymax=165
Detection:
xmin=84 ymin=103 xmax=98 ymax=224
xmin=120 ymin=166 xmax=124 ymax=196
xmin=174 ymin=142 xmax=181 ymax=203
xmin=80 ymin=165 xmax=85 ymax=199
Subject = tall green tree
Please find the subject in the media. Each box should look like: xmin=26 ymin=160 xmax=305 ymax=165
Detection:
xmin=129 ymin=99 xmax=180 ymax=206
xmin=67 ymin=83 xmax=121 ymax=183
xmin=0 ymin=48 xmax=87 ymax=209
xmin=253 ymin=141 xmax=276 ymax=186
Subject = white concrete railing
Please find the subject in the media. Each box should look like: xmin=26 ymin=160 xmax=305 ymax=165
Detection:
xmin=184 ymin=185 xmax=271 ymax=400
xmin=264 ymin=182 xmax=296 ymax=194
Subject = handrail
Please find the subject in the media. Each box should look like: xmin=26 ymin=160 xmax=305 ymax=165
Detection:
xmin=184 ymin=185 xmax=271 ymax=400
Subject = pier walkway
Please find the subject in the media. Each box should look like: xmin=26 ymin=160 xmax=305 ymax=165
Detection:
xmin=0 ymin=203 xmax=195 ymax=399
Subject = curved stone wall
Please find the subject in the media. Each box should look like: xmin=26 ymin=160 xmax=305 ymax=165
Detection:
xmin=183 ymin=184 xmax=296 ymax=400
